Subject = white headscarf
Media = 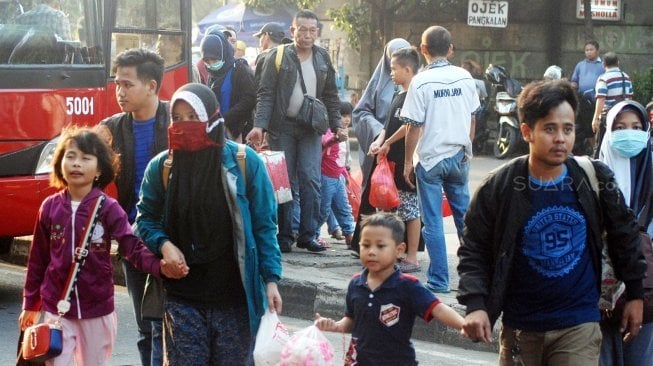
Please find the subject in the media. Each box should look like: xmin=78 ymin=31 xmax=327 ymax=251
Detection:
xmin=598 ymin=100 xmax=652 ymax=212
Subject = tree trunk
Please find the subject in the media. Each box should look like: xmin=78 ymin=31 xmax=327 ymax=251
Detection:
xmin=583 ymin=0 xmax=594 ymax=41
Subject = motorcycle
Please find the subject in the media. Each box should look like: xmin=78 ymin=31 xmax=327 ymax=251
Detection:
xmin=485 ymin=65 xmax=524 ymax=159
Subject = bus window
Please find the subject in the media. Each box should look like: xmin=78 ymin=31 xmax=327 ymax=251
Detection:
xmin=112 ymin=0 xmax=184 ymax=69
xmin=0 ymin=0 xmax=100 ymax=65
xmin=0 ymin=0 xmax=192 ymax=246
xmin=156 ymin=33 xmax=184 ymax=68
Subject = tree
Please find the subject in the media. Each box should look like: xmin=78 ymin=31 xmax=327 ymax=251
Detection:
xmin=244 ymin=0 xmax=322 ymax=12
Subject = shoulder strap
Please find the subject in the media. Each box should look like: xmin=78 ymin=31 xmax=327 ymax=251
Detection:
xmin=620 ymin=72 xmax=626 ymax=96
xmin=237 ymin=143 xmax=247 ymax=182
xmin=162 ymin=152 xmax=172 ymax=190
xmin=58 ymin=195 xmax=105 ymax=316
xmin=275 ymin=44 xmax=286 ymax=73
xmin=574 ymin=156 xmax=599 ymax=196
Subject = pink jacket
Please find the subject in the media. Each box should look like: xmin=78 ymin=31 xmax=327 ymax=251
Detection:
xmin=23 ymin=188 xmax=161 ymax=319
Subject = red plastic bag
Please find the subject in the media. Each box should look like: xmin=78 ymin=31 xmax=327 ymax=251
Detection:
xmin=369 ymin=156 xmax=400 ymax=210
xmin=345 ymin=172 xmax=361 ymax=220
xmin=257 ymin=150 xmax=292 ymax=204
xmin=442 ymin=193 xmax=452 ymax=217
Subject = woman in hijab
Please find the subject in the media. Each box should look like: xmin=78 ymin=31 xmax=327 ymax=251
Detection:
xmin=350 ymin=38 xmax=410 ymax=253
xmin=135 ymin=83 xmax=282 ymax=365
xmin=200 ymin=30 xmax=256 ymax=142
xmin=598 ymin=100 xmax=653 ymax=366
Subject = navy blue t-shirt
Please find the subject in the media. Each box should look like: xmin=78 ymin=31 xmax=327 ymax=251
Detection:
xmin=345 ymin=267 xmax=439 ymax=366
xmin=130 ymin=118 xmax=155 ymax=222
xmin=503 ymin=165 xmax=600 ymax=331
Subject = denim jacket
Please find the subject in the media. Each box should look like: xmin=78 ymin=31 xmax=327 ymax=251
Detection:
xmin=254 ymin=43 xmax=341 ymax=134
xmin=135 ymin=141 xmax=282 ymax=334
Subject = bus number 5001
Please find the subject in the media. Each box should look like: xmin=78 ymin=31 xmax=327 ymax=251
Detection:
xmin=65 ymin=97 xmax=94 ymax=116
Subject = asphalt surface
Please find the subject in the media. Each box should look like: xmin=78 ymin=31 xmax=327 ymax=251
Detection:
xmin=2 ymin=155 xmax=507 ymax=355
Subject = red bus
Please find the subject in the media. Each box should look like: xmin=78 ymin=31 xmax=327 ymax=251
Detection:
xmin=0 ymin=0 xmax=193 ymax=252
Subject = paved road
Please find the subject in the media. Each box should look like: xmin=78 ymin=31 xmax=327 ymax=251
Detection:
xmin=0 ymin=262 xmax=498 ymax=365
xmin=1 ymin=154 xmax=507 ymax=365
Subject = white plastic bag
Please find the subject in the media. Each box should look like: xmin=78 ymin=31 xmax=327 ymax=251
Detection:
xmin=279 ymin=325 xmax=335 ymax=366
xmin=254 ymin=311 xmax=291 ymax=366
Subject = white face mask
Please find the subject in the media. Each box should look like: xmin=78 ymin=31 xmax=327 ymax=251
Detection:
xmin=205 ymin=60 xmax=224 ymax=72
xmin=609 ymin=129 xmax=649 ymax=158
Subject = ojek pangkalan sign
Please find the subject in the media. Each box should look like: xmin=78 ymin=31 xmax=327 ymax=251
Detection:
xmin=467 ymin=0 xmax=508 ymax=28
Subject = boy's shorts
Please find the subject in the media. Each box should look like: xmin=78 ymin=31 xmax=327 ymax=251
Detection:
xmin=396 ymin=190 xmax=420 ymax=221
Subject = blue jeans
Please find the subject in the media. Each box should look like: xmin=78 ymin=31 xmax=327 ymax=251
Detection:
xmin=122 ymin=260 xmax=163 ymax=366
xmin=316 ymin=174 xmax=355 ymax=237
xmin=415 ymin=149 xmax=470 ymax=290
xmin=292 ymin=189 xmax=300 ymax=236
xmin=268 ymin=119 xmax=322 ymax=245
xmin=600 ymin=321 xmax=653 ymax=366
xmin=326 ymin=211 xmax=340 ymax=233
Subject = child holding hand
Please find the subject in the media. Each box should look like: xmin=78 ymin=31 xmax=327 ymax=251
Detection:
xmin=315 ymin=212 xmax=465 ymax=366
xmin=19 ymin=126 xmax=187 ymax=365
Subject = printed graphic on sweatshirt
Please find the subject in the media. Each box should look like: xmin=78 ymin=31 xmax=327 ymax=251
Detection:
xmin=522 ymin=206 xmax=586 ymax=278
xmin=89 ymin=223 xmax=107 ymax=252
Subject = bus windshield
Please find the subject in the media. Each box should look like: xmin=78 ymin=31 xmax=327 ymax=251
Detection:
xmin=0 ymin=0 xmax=191 ymax=242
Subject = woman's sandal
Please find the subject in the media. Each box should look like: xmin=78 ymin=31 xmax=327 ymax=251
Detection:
xmin=317 ymin=238 xmax=332 ymax=248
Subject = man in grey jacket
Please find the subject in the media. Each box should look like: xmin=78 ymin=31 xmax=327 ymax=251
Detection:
xmin=247 ymin=9 xmax=345 ymax=253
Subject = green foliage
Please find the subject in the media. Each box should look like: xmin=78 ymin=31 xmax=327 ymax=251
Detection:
xmin=631 ymin=68 xmax=653 ymax=106
xmin=326 ymin=4 xmax=371 ymax=49
xmin=244 ymin=0 xmax=322 ymax=12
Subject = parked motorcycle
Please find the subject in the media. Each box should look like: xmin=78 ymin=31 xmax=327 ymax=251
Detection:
xmin=485 ymin=65 xmax=523 ymax=159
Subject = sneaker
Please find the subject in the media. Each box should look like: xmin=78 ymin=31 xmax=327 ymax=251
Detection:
xmin=296 ymin=239 xmax=327 ymax=252
xmin=426 ymin=283 xmax=450 ymax=294
xmin=330 ymin=229 xmax=344 ymax=240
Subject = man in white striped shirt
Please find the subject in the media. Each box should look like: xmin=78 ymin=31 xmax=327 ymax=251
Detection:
xmin=591 ymin=52 xmax=633 ymax=157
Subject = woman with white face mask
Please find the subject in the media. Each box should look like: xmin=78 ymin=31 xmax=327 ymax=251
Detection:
xmin=598 ymin=99 xmax=653 ymax=366
xmin=200 ymin=31 xmax=256 ymax=142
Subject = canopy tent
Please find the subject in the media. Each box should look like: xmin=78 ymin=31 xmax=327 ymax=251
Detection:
xmin=195 ymin=3 xmax=295 ymax=47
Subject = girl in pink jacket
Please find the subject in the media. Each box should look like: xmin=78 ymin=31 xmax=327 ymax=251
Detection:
xmin=19 ymin=126 xmax=187 ymax=366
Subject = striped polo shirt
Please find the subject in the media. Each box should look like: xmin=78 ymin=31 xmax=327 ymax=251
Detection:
xmin=595 ymin=67 xmax=633 ymax=113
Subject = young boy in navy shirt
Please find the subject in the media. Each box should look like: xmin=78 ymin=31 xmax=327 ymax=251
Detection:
xmin=315 ymin=212 xmax=465 ymax=365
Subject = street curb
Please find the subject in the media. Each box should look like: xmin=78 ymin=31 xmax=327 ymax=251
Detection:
xmin=5 ymin=237 xmax=500 ymax=354
xmin=278 ymin=275 xmax=499 ymax=354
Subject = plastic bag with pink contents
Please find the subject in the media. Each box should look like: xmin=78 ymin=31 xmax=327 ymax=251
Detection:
xmin=279 ymin=325 xmax=335 ymax=366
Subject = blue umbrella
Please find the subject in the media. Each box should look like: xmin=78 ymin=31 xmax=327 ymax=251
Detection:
xmin=196 ymin=3 xmax=295 ymax=46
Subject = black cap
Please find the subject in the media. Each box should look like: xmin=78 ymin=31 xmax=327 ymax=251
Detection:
xmin=253 ymin=22 xmax=286 ymax=42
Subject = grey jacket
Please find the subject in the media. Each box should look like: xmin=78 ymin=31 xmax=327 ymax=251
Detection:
xmin=254 ymin=43 xmax=341 ymax=134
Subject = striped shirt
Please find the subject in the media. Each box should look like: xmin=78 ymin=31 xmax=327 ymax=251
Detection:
xmin=595 ymin=67 xmax=633 ymax=113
